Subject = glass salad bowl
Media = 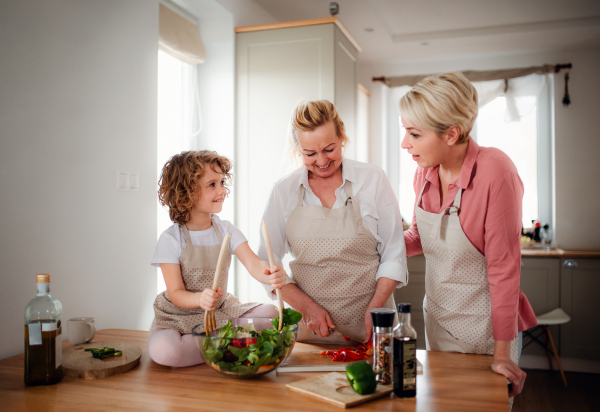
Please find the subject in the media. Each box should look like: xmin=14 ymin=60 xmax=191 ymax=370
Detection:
xmin=192 ymin=317 xmax=298 ymax=379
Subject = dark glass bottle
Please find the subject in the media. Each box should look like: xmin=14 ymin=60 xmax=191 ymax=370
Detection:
xmin=393 ymin=303 xmax=417 ymax=398
xmin=24 ymin=274 xmax=63 ymax=386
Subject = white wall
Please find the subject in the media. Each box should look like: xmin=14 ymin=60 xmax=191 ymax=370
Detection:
xmin=0 ymin=0 xmax=159 ymax=359
xmin=359 ymin=47 xmax=600 ymax=250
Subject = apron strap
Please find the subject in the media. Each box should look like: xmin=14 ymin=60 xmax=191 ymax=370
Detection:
xmin=429 ymin=187 xmax=463 ymax=240
xmin=180 ymin=224 xmax=193 ymax=244
xmin=211 ymin=218 xmax=224 ymax=242
xmin=297 ymin=185 xmax=305 ymax=207
xmin=344 ymin=181 xmax=365 ymax=236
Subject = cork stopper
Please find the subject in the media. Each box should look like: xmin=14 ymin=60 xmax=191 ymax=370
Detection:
xmin=36 ymin=274 xmax=51 ymax=283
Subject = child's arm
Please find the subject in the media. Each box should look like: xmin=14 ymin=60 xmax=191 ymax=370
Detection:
xmin=234 ymin=242 xmax=286 ymax=289
xmin=160 ymin=263 xmax=223 ymax=311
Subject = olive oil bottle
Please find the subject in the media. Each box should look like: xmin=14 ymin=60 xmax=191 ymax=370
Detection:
xmin=24 ymin=274 xmax=63 ymax=386
xmin=393 ymin=303 xmax=417 ymax=398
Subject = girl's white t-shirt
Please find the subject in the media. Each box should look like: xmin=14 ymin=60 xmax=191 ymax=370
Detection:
xmin=151 ymin=215 xmax=247 ymax=267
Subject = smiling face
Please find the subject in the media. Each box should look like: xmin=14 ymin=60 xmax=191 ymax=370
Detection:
xmin=191 ymin=166 xmax=226 ymax=216
xmin=400 ymin=118 xmax=453 ymax=168
xmin=296 ymin=120 xmax=344 ymax=179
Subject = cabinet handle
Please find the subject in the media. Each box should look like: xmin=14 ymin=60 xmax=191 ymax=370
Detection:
xmin=563 ymin=260 xmax=578 ymax=268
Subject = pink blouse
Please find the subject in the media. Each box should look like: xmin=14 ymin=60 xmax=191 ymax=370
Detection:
xmin=404 ymin=139 xmax=537 ymax=341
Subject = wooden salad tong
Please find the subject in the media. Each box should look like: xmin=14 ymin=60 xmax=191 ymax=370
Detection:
xmin=261 ymin=221 xmax=284 ymax=332
xmin=204 ymin=232 xmax=231 ymax=336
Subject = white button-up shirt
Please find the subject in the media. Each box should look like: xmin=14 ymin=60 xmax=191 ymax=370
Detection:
xmin=258 ymin=157 xmax=408 ymax=297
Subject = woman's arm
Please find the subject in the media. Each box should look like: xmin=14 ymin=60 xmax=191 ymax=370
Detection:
xmin=364 ymin=278 xmax=400 ymax=342
xmin=404 ymin=168 xmax=423 ymax=256
xmin=159 ymin=263 xmax=222 ymax=311
xmin=234 ymin=242 xmax=286 ymax=289
xmin=484 ymin=168 xmax=526 ymax=395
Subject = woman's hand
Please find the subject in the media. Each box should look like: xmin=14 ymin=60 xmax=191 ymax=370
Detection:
xmin=492 ymin=355 xmax=526 ymax=397
xmin=198 ymin=287 xmax=223 ymax=311
xmin=262 ymin=264 xmax=286 ymax=289
xmin=302 ymin=301 xmax=336 ymax=337
xmin=364 ymin=306 xmax=375 ymax=343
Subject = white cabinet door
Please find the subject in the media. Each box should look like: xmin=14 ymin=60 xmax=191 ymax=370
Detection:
xmin=560 ymin=258 xmax=600 ymax=360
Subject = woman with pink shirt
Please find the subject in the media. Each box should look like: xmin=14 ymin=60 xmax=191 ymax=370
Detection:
xmin=400 ymin=72 xmax=537 ymax=399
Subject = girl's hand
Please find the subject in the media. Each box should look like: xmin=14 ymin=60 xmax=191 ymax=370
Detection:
xmin=198 ymin=287 xmax=223 ymax=311
xmin=263 ymin=264 xmax=287 ymax=289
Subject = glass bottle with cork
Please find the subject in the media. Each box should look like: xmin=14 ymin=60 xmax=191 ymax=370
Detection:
xmin=393 ymin=303 xmax=417 ymax=398
xmin=24 ymin=273 xmax=63 ymax=385
xmin=370 ymin=308 xmax=395 ymax=385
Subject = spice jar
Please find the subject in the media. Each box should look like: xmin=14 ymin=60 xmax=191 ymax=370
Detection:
xmin=370 ymin=308 xmax=396 ymax=385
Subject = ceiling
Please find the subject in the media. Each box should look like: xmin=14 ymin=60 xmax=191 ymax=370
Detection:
xmin=253 ymin=0 xmax=600 ymax=63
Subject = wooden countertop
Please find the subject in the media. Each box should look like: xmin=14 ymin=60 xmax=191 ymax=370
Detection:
xmin=0 ymin=329 xmax=510 ymax=411
xmin=521 ymin=248 xmax=600 ymax=258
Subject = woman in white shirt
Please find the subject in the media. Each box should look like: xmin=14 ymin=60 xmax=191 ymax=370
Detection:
xmin=258 ymin=100 xmax=408 ymax=343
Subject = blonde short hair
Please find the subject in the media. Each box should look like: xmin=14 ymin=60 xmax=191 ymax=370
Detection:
xmin=399 ymin=71 xmax=478 ymax=144
xmin=288 ymin=100 xmax=348 ymax=156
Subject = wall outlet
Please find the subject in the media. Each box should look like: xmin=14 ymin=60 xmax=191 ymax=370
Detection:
xmin=117 ymin=171 xmax=140 ymax=191
xmin=117 ymin=171 xmax=129 ymax=191
xmin=129 ymin=173 xmax=139 ymax=191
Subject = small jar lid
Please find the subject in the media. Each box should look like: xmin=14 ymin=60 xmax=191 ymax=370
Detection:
xmin=397 ymin=303 xmax=411 ymax=313
xmin=370 ymin=308 xmax=395 ymax=328
xmin=36 ymin=274 xmax=51 ymax=283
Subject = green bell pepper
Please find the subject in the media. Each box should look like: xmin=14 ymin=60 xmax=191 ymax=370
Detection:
xmin=346 ymin=361 xmax=378 ymax=395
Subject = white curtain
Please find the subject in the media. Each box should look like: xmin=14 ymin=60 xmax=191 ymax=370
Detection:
xmin=473 ymin=74 xmax=548 ymax=122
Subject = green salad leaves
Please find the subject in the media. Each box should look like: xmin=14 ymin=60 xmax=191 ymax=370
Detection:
xmin=201 ymin=309 xmax=302 ymax=375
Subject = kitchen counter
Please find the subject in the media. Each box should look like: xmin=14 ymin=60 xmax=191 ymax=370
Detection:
xmin=521 ymin=248 xmax=600 ymax=258
xmin=0 ymin=329 xmax=511 ymax=411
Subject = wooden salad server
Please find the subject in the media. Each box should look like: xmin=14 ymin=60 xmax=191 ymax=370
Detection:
xmin=204 ymin=232 xmax=231 ymax=336
xmin=261 ymin=221 xmax=284 ymax=332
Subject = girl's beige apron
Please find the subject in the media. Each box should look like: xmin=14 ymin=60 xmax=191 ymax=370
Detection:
xmin=416 ymin=181 xmax=519 ymax=405
xmin=153 ymin=220 xmax=259 ymax=334
xmin=285 ymin=181 xmax=396 ymax=344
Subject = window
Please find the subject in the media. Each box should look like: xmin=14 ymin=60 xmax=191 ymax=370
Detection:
xmin=398 ymin=74 xmax=554 ymax=236
xmin=156 ymin=50 xmax=193 ymax=294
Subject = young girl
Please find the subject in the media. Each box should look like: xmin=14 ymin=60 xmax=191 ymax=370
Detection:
xmin=149 ymin=150 xmax=286 ymax=367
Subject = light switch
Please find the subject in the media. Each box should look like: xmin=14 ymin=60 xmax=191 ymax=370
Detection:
xmin=129 ymin=173 xmax=139 ymax=191
xmin=117 ymin=171 xmax=129 ymax=191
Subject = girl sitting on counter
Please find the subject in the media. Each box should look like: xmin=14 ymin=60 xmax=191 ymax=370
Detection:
xmin=148 ymin=150 xmax=286 ymax=367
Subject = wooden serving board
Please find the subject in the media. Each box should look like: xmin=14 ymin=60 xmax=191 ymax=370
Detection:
xmin=278 ymin=350 xmax=423 ymax=373
xmin=62 ymin=341 xmax=142 ymax=379
xmin=287 ymin=372 xmax=393 ymax=408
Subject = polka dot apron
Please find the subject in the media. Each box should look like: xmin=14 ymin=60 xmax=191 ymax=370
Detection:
xmin=416 ymin=181 xmax=519 ymax=407
xmin=153 ymin=219 xmax=259 ymax=334
xmin=285 ymin=180 xmax=396 ymax=344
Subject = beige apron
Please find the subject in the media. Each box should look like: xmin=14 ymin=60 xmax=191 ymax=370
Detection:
xmin=416 ymin=181 xmax=519 ymax=405
xmin=153 ymin=219 xmax=259 ymax=334
xmin=285 ymin=180 xmax=396 ymax=343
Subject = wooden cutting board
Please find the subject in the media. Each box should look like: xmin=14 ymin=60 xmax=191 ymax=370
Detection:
xmin=287 ymin=372 xmax=393 ymax=408
xmin=62 ymin=341 xmax=142 ymax=379
xmin=278 ymin=350 xmax=423 ymax=373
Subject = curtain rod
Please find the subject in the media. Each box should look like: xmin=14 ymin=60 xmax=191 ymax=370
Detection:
xmin=373 ymin=63 xmax=572 ymax=88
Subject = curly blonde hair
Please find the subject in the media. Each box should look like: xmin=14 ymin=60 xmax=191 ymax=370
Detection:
xmin=158 ymin=150 xmax=233 ymax=225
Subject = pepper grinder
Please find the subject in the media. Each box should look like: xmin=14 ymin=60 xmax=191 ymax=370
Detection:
xmin=371 ymin=308 xmax=396 ymax=385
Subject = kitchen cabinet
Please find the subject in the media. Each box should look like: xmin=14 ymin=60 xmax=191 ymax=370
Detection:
xmin=519 ymin=258 xmax=560 ymax=356
xmin=234 ymin=19 xmax=361 ymax=297
xmin=394 ymin=254 xmax=600 ymax=361
xmin=394 ymin=255 xmax=426 ymax=349
xmin=560 ymin=258 xmax=600 ymax=360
